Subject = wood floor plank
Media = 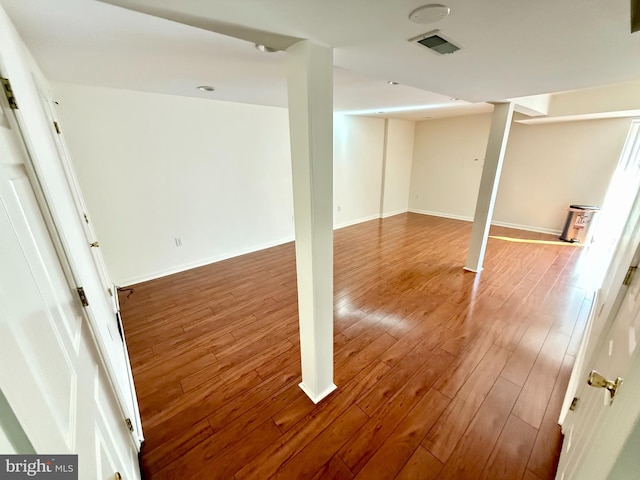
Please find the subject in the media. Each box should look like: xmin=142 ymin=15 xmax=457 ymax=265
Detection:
xmin=235 ymin=379 xmax=371 ymax=479
xmin=141 ymin=418 xmax=212 ymax=475
xmin=524 ymin=469 xmax=544 ymax=480
xmin=395 ymin=446 xmax=443 ymax=480
xmin=339 ymin=348 xmax=455 ymax=474
xmin=356 ymin=330 xmax=453 ymax=416
xmin=527 ymin=354 xmax=575 ymax=479
xmin=353 ymin=388 xmax=450 ymax=479
xmin=154 ymin=418 xmax=282 ymax=480
xmin=479 ymin=414 xmax=538 ymax=480
xmin=434 ymin=327 xmax=499 ymax=398
xmin=334 ymin=333 xmax=397 ymax=385
xmin=437 ymin=377 xmax=521 ymax=480
xmin=118 ymin=213 xmax=591 ymax=480
xmin=500 ymin=312 xmax=556 ymax=387
xmin=512 ymin=330 xmax=570 ymax=428
xmin=274 ymin=404 xmax=368 ymax=479
xmin=311 ymin=455 xmax=354 ymax=480
xmin=423 ymin=344 xmax=511 ymax=462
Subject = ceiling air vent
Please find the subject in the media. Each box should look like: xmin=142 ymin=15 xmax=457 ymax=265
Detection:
xmin=410 ymin=30 xmax=460 ymax=55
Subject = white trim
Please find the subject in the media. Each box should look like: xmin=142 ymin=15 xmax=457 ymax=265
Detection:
xmin=409 ymin=208 xmax=473 ymax=222
xmin=333 ymin=214 xmax=381 ymax=230
xmin=463 ymin=266 xmax=483 ymax=273
xmin=408 ymin=208 xmax=562 ymax=235
xmin=298 ymin=382 xmax=337 ymax=404
xmin=121 ymin=209 xmax=563 ymax=287
xmin=490 ymin=220 xmax=562 ymax=236
xmin=120 ymin=212 xmax=404 ymax=286
xmin=381 ymin=208 xmax=409 ymax=218
xmin=118 ymin=235 xmax=295 ymax=286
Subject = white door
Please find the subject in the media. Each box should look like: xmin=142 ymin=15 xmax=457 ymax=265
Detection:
xmin=556 ymin=189 xmax=640 ymax=479
xmin=37 ymin=89 xmax=117 ymax=310
xmin=34 ymin=86 xmax=143 ymax=438
xmin=0 ymin=82 xmax=140 ymax=479
xmin=558 ymin=121 xmax=640 ymax=426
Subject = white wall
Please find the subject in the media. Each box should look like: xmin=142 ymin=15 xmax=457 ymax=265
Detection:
xmin=410 ymin=113 xmax=631 ymax=233
xmin=54 ymin=84 xmax=295 ymax=285
xmin=333 ymin=114 xmax=385 ymax=228
xmin=55 ymin=86 xmax=405 ymax=285
xmin=410 ymin=114 xmax=490 ymax=221
xmin=381 ymin=119 xmax=415 ymax=217
xmin=494 ymin=119 xmax=629 ymax=232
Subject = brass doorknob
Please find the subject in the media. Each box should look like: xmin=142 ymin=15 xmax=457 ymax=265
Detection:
xmin=587 ymin=370 xmax=623 ymax=403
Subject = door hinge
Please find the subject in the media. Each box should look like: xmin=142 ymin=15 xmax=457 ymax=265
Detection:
xmin=623 ymin=265 xmax=637 ymax=286
xmin=53 ymin=121 xmax=61 ymax=134
xmin=125 ymin=418 xmax=134 ymax=432
xmin=83 ymin=213 xmax=89 ymax=224
xmin=89 ymin=241 xmax=100 ymax=248
xmin=569 ymin=396 xmax=579 ymax=411
xmin=1 ymin=77 xmax=18 ymax=109
xmin=76 ymin=287 xmax=89 ymax=307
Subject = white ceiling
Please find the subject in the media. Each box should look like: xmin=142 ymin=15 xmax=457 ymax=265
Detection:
xmin=1 ymin=0 xmax=639 ymax=120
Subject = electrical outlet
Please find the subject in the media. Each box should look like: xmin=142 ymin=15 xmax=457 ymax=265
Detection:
xmin=337 ymin=205 xmax=342 ymax=212
xmin=175 ymin=237 xmax=183 ymax=247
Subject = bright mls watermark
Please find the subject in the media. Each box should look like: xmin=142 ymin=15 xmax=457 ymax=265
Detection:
xmin=0 ymin=455 xmax=77 ymax=479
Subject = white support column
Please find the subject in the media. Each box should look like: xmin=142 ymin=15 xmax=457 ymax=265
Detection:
xmin=286 ymin=40 xmax=336 ymax=403
xmin=464 ymin=102 xmax=515 ymax=273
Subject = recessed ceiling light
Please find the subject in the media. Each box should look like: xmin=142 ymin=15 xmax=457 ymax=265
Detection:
xmin=197 ymin=85 xmax=215 ymax=92
xmin=450 ymin=97 xmax=459 ymax=100
xmin=387 ymin=81 xmax=399 ymax=85
xmin=409 ymin=4 xmax=451 ymax=25
xmin=255 ymin=44 xmax=278 ymax=53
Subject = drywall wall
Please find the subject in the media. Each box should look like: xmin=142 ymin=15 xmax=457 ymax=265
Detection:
xmin=54 ymin=85 xmax=397 ymax=285
xmin=333 ymin=114 xmax=385 ymax=228
xmin=410 ymin=114 xmax=490 ymax=221
xmin=410 ymin=112 xmax=631 ymax=233
xmin=381 ymin=119 xmax=415 ymax=217
xmin=54 ymin=84 xmax=295 ymax=285
xmin=494 ymin=118 xmax=629 ymax=232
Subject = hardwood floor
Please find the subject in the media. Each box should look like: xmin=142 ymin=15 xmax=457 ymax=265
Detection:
xmin=119 ymin=213 xmax=592 ymax=479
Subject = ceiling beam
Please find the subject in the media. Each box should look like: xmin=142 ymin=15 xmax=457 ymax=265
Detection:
xmin=97 ymin=0 xmax=302 ymax=50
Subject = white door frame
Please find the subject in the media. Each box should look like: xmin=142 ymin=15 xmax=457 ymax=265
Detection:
xmin=557 ymin=139 xmax=640 ymax=478
xmin=40 ymin=92 xmax=144 ymax=441
xmin=559 ymin=120 xmax=640 ymax=425
xmin=0 ymin=47 xmax=143 ymax=447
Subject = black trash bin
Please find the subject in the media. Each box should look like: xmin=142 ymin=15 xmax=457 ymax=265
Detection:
xmin=559 ymin=205 xmax=600 ymax=243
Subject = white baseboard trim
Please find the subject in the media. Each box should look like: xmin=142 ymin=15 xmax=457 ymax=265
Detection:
xmin=490 ymin=220 xmax=562 ymax=236
xmin=381 ymin=208 xmax=409 ymax=219
xmin=334 ymin=214 xmax=382 ymax=230
xmin=408 ymin=209 xmax=562 ymax=236
xmin=119 ymin=211 xmax=561 ymax=287
xmin=118 ymin=235 xmax=295 ymax=286
xmin=409 ymin=208 xmax=473 ymax=222
xmin=298 ymin=382 xmax=338 ymax=404
xmin=120 ymin=213 xmax=390 ymax=286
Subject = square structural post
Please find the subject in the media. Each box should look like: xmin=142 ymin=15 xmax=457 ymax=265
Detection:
xmin=464 ymin=102 xmax=515 ymax=273
xmin=286 ymin=40 xmax=336 ymax=403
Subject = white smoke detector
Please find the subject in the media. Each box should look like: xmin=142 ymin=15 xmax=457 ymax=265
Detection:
xmin=409 ymin=4 xmax=451 ymax=25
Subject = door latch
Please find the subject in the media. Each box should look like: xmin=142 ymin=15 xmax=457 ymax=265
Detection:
xmin=587 ymin=370 xmax=623 ymax=403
